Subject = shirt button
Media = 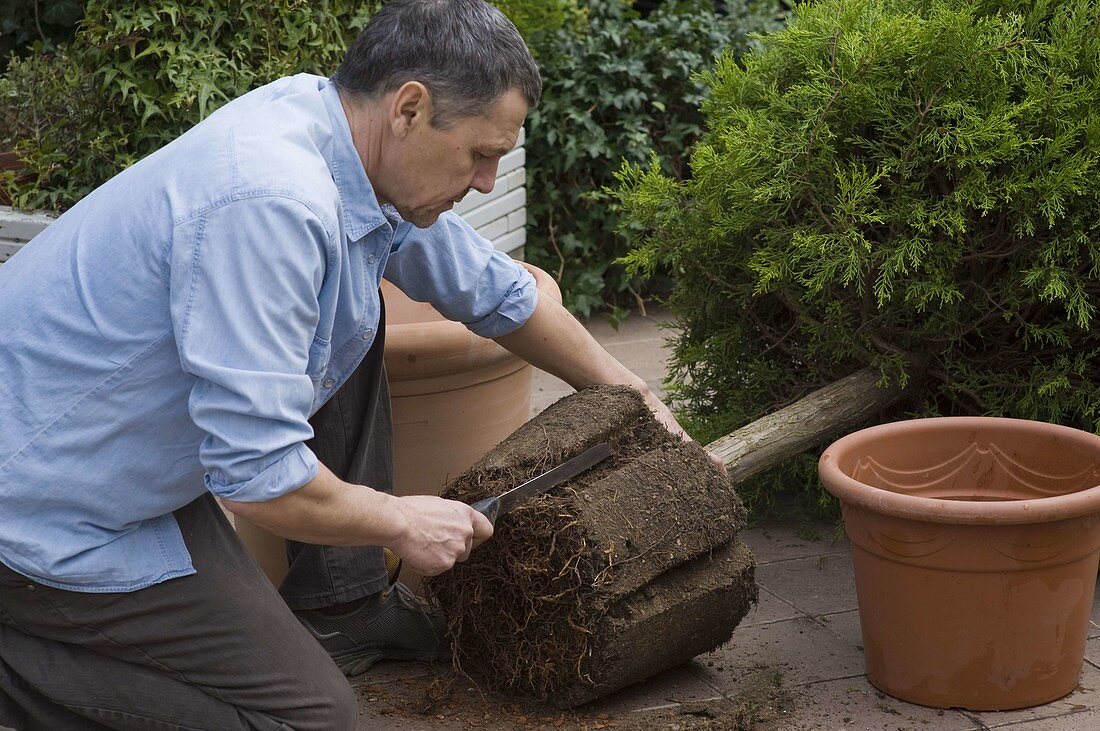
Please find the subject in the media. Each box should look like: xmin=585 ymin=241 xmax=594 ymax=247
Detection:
xmin=361 ymin=329 xmax=373 ymax=340
xmin=322 ymin=378 xmax=336 ymax=389
xmin=367 ymin=253 xmax=377 ymax=264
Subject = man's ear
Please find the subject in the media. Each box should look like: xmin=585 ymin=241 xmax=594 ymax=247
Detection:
xmin=389 ymin=81 xmax=431 ymax=139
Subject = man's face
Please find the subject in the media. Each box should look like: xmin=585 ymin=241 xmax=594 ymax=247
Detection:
xmin=383 ymin=88 xmax=528 ymax=228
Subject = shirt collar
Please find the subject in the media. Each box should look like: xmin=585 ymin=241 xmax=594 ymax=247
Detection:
xmin=319 ymin=77 xmax=396 ymax=241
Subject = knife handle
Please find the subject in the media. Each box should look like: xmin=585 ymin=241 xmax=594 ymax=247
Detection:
xmin=470 ymin=496 xmax=500 ymax=526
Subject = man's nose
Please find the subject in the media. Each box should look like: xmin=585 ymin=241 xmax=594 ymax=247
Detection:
xmin=470 ymin=161 xmax=498 ymax=194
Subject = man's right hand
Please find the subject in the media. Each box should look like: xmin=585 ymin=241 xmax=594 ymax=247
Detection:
xmin=387 ymin=494 xmax=494 ymax=576
xmin=222 ymin=462 xmax=494 ymax=575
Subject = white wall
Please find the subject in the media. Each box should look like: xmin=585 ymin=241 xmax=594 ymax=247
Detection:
xmin=0 ymin=208 xmax=53 ymax=264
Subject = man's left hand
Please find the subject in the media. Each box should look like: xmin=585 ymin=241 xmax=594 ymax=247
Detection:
xmin=637 ymin=385 xmax=727 ymax=474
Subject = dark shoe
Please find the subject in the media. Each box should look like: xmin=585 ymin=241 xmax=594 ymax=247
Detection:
xmin=294 ymin=582 xmax=450 ymax=676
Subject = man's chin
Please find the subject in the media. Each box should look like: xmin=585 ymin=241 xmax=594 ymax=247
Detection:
xmin=397 ymin=206 xmax=447 ymax=229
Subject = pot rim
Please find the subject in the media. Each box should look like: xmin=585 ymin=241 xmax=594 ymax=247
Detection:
xmin=384 ymin=321 xmax=528 ymax=383
xmin=819 ymin=416 xmax=1100 ymax=525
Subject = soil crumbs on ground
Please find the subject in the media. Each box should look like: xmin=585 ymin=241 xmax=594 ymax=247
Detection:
xmin=355 ymin=664 xmax=791 ymax=730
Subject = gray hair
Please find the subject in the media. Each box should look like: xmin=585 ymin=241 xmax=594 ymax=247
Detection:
xmin=332 ymin=0 xmax=542 ymax=128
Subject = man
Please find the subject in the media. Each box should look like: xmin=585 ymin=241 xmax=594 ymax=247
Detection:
xmin=0 ymin=1 xmax=691 ymax=728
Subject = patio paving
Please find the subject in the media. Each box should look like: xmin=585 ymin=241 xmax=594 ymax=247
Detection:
xmin=353 ymin=308 xmax=1100 ymax=730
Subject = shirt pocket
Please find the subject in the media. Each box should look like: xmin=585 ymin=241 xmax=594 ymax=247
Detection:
xmin=305 ymin=335 xmax=332 ymax=382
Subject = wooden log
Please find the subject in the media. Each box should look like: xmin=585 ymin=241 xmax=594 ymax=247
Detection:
xmin=706 ymin=367 xmax=910 ymax=482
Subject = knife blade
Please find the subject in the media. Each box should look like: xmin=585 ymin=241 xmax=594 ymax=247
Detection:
xmin=470 ymin=442 xmax=613 ymax=525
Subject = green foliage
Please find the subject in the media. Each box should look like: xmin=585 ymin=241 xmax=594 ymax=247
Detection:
xmin=0 ymin=0 xmax=83 ymax=71
xmin=492 ymin=0 xmax=588 ymax=43
xmin=0 ymin=0 xmax=582 ymax=213
xmin=618 ymin=0 xmax=1100 ymax=518
xmin=1 ymin=0 xmax=783 ymax=319
xmin=1 ymin=0 xmax=379 ymax=211
xmin=525 ymin=0 xmax=784 ymax=316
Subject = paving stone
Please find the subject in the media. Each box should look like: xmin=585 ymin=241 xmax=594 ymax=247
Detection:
xmin=781 ymin=676 xmax=978 ymax=730
xmin=1090 ymin=587 xmax=1100 ymax=639
xmin=585 ymin=664 xmax=724 ymax=714
xmin=600 ymin=337 xmax=673 ymax=398
xmin=816 ymin=609 xmax=864 ymax=650
xmin=356 ymin=710 xmax=467 ymax=730
xmin=582 ymin=310 xmax=676 ymax=348
xmin=531 ymin=367 xmax=573 ymax=414
xmin=1086 ymin=636 xmax=1100 ymax=667
xmin=352 ymin=660 xmax=433 ymax=686
xmin=692 ymin=617 xmax=866 ymax=689
xmin=755 ymin=552 xmax=859 ymax=617
xmin=353 ymin=665 xmax=454 ymax=730
xmin=741 ymin=586 xmax=803 ymax=626
xmin=530 ymin=310 xmax=674 ymax=416
xmin=967 ymin=661 xmax=1100 ymax=729
xmin=740 ymin=524 xmax=850 ymax=565
xmin=983 ymin=709 xmax=1100 ymax=730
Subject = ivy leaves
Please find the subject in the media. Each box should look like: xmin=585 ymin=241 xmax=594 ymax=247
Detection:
xmin=524 ymin=0 xmax=781 ymax=316
xmin=1 ymin=0 xmax=380 ymax=212
xmin=0 ymin=0 xmax=82 ymax=71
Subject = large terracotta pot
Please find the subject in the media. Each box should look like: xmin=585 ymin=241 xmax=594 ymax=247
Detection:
xmin=235 ymin=263 xmax=561 ymax=587
xmin=819 ymin=417 xmax=1100 ymax=710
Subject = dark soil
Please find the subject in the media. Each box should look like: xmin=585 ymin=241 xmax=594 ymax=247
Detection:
xmin=355 ymin=663 xmax=792 ymax=731
xmin=423 ymin=386 xmax=756 ymax=707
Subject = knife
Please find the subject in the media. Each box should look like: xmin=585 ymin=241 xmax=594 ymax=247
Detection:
xmin=469 ymin=442 xmax=613 ymax=525
xmin=382 ymin=442 xmax=612 ymax=585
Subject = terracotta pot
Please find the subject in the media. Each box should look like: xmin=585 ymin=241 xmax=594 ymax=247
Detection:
xmin=235 ymin=263 xmax=561 ymax=587
xmin=820 ymin=417 xmax=1100 ymax=710
xmin=385 ymin=262 xmax=561 ymax=493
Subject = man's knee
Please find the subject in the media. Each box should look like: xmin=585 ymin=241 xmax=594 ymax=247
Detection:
xmin=252 ymin=656 xmax=357 ymax=731
xmin=287 ymin=669 xmax=357 ymax=731
xmin=328 ymin=678 xmax=358 ymax=730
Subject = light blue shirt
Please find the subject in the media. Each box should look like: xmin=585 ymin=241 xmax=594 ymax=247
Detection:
xmin=0 ymin=74 xmax=537 ymax=592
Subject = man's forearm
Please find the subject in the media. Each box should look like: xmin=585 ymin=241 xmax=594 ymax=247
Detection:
xmin=221 ymin=462 xmax=494 ymax=576
xmin=221 ymin=462 xmax=403 ymax=547
xmin=495 ymin=290 xmax=649 ymax=393
xmin=495 ymin=290 xmax=689 ymax=440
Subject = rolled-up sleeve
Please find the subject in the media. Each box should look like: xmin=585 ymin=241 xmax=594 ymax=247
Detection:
xmin=169 ymin=194 xmax=332 ymax=502
xmin=383 ymin=212 xmax=537 ymax=339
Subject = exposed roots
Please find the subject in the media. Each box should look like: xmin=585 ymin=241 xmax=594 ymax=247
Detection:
xmin=423 ymin=385 xmax=752 ymax=706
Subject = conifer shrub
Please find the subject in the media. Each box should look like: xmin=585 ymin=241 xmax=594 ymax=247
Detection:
xmin=493 ymin=0 xmax=587 ymax=43
xmin=617 ymin=0 xmax=1100 ymax=517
